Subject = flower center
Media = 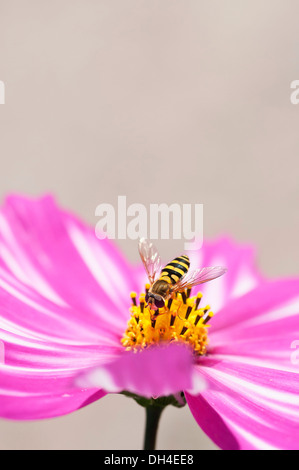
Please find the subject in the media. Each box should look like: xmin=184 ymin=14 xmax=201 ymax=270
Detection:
xmin=121 ymin=284 xmax=213 ymax=355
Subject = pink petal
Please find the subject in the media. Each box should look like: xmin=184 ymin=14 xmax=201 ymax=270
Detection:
xmin=0 ymin=321 xmax=118 ymax=419
xmin=186 ymin=360 xmax=299 ymax=450
xmin=0 ymin=364 xmax=106 ymax=420
xmin=185 ymin=279 xmax=299 ymax=449
xmin=0 ymin=194 xmax=140 ymax=419
xmin=210 ymin=278 xmax=299 ymax=348
xmin=76 ymin=343 xmax=204 ymax=399
xmin=0 ymin=194 xmax=140 ymax=337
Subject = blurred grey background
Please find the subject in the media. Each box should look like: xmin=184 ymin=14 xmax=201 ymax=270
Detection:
xmin=0 ymin=0 xmax=298 ymax=450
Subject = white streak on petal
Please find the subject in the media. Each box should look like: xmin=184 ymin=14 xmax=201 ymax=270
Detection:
xmin=225 ymin=418 xmax=278 ymax=450
xmin=231 ymin=267 xmax=258 ymax=298
xmin=211 ymin=354 xmax=298 ymax=373
xmin=0 ymin=214 xmax=67 ymax=307
xmin=240 ymin=296 xmax=299 ymax=328
xmin=67 ymin=223 xmax=121 ymax=308
xmin=204 ymin=367 xmax=299 ymax=405
xmin=76 ymin=366 xmax=119 ymax=393
xmin=186 ymin=370 xmax=206 ymax=395
xmin=0 ymin=277 xmax=61 ymax=319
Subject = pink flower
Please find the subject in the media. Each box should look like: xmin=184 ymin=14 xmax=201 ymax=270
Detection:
xmin=0 ymin=194 xmax=299 ymax=450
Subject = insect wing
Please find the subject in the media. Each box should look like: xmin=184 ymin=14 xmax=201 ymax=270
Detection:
xmin=170 ymin=266 xmax=227 ymax=293
xmin=138 ymin=238 xmax=162 ymax=285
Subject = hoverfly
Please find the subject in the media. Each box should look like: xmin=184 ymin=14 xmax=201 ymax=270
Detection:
xmin=139 ymin=238 xmax=227 ymax=312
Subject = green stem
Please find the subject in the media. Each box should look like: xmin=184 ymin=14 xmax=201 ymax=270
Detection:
xmin=143 ymin=405 xmax=164 ymax=450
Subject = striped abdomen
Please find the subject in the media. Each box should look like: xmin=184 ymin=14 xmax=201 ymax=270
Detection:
xmin=159 ymin=255 xmax=190 ymax=285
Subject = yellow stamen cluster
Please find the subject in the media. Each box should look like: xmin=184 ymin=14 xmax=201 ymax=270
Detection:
xmin=121 ymin=287 xmax=213 ymax=355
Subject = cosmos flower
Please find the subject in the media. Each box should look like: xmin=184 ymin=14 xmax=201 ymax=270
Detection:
xmin=0 ymin=195 xmax=299 ymax=450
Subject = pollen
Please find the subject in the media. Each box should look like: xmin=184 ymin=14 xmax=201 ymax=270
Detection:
xmin=121 ymin=288 xmax=212 ymax=355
